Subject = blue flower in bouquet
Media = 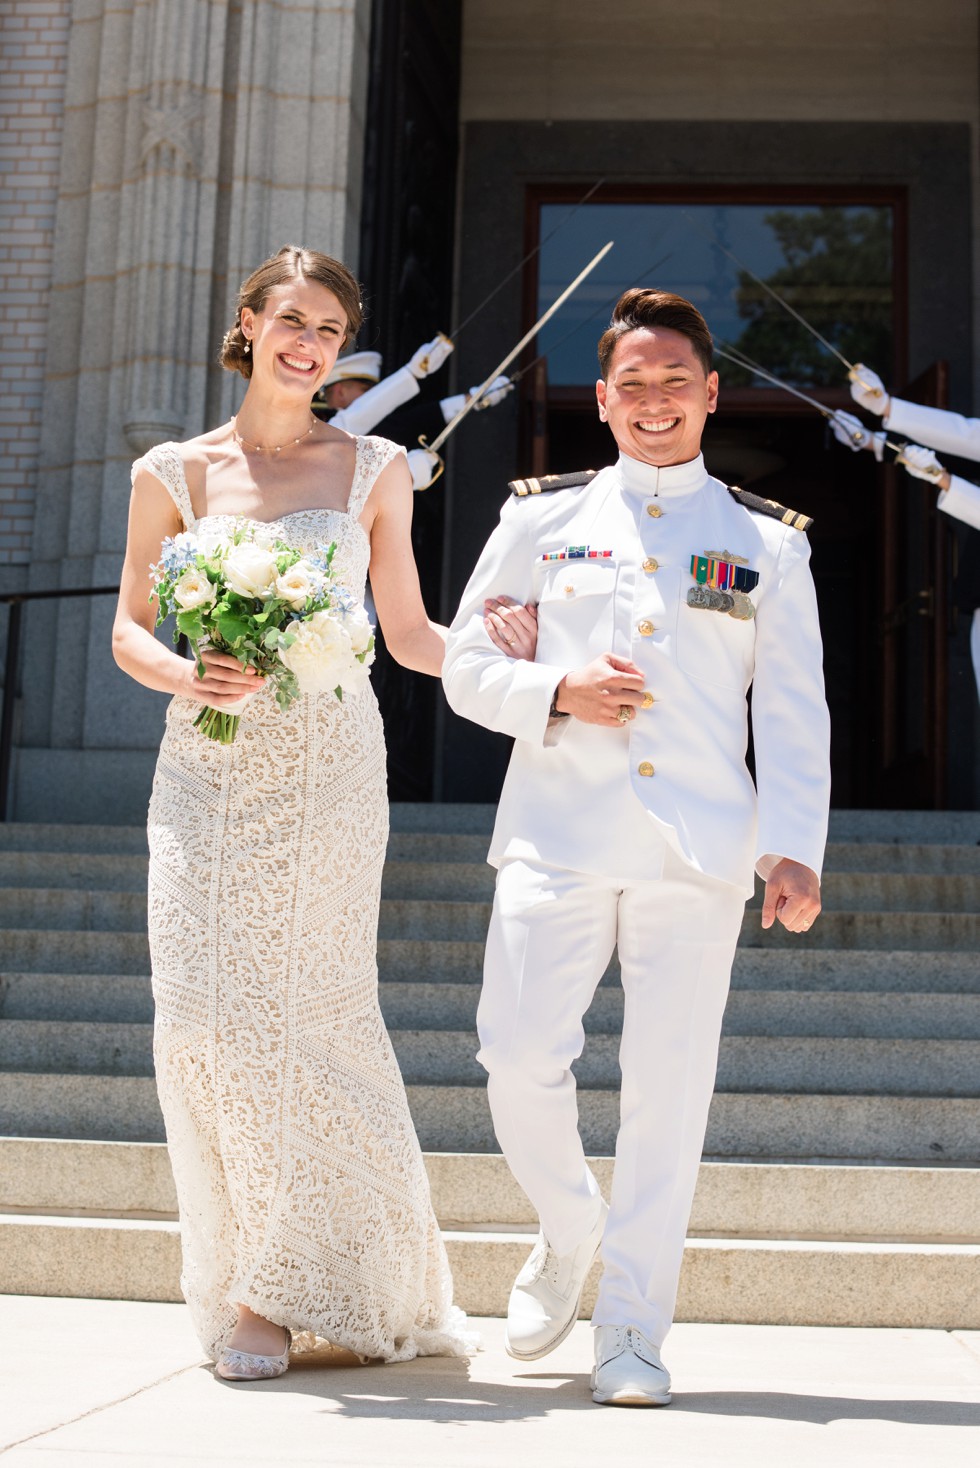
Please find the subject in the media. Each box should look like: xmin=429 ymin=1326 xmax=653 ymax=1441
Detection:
xmin=153 ymin=531 xmax=199 ymax=578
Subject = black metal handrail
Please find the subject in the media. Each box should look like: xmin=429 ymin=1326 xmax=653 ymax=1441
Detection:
xmin=0 ymin=586 xmax=119 ymax=820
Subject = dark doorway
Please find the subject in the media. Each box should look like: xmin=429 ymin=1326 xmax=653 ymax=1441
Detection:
xmin=357 ymin=0 xmax=462 ymax=800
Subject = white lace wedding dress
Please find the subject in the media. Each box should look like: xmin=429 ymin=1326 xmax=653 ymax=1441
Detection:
xmin=135 ymin=435 xmax=471 ymax=1363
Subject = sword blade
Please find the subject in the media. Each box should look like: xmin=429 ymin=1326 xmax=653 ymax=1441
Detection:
xmin=426 ymin=240 xmax=615 ymax=454
xmin=451 ymin=178 xmax=607 ymax=339
xmin=682 ymin=209 xmax=856 ymax=373
xmin=509 ymin=251 xmax=673 ymax=386
xmin=717 ymin=343 xmax=906 ymax=453
xmin=714 ymin=343 xmax=836 ymax=416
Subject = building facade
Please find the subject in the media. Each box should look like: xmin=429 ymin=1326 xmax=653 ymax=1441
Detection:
xmin=1 ymin=0 xmax=978 ymax=819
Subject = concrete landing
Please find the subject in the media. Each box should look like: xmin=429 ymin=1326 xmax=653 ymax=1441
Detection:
xmin=1 ymin=1296 xmax=978 ymax=1467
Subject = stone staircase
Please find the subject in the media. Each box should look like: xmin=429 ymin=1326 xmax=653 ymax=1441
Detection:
xmin=2 ymin=805 xmax=979 ymax=1327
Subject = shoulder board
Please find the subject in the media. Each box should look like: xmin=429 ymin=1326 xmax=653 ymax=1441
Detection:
xmin=727 ymin=485 xmax=813 ymax=533
xmin=509 ymin=470 xmax=597 ymax=498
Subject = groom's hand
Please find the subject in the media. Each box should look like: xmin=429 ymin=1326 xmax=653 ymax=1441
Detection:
xmin=554 ymin=653 xmax=647 ymax=726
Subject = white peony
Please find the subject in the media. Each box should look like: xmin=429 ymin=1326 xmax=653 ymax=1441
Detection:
xmin=173 ymin=566 xmax=217 ymax=611
xmin=279 ymin=610 xmax=354 ymax=695
xmin=275 ymin=560 xmax=323 ymax=610
xmin=223 ymin=543 xmax=279 ymax=598
xmin=337 ymin=653 xmax=373 ymax=696
xmin=341 ymin=601 xmax=374 ymax=656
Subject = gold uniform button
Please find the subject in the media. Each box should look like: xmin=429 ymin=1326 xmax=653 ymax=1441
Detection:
xmin=642 ymin=557 xmax=659 ymax=573
xmin=640 ymin=691 xmax=655 ymax=709
xmin=564 ymin=584 xmax=575 ymax=595
xmin=638 ymin=761 xmax=655 ymax=777
xmin=637 ymin=619 xmax=654 ymax=636
xmin=646 ymin=503 xmax=663 ymax=518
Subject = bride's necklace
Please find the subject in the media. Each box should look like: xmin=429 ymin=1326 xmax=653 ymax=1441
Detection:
xmin=230 ymin=414 xmax=317 ymax=455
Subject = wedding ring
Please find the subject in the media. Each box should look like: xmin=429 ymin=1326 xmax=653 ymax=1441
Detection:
xmin=503 ymin=634 xmax=515 ymax=645
xmin=616 ymin=705 xmax=632 ymax=724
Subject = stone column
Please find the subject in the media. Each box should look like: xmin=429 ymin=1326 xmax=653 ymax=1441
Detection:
xmin=18 ymin=0 xmax=371 ymax=821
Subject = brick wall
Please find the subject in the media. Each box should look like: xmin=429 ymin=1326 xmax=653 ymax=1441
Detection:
xmin=0 ymin=0 xmax=72 ymax=565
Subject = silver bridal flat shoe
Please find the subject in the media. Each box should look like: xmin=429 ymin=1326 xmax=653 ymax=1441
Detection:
xmin=215 ymin=1327 xmax=292 ymax=1381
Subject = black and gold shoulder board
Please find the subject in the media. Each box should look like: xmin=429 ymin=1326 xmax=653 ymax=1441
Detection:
xmin=727 ymin=485 xmax=813 ymax=533
xmin=509 ymin=470 xmax=597 ymax=498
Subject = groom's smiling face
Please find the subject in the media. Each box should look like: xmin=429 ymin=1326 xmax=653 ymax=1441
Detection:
xmin=596 ymin=327 xmax=718 ymax=469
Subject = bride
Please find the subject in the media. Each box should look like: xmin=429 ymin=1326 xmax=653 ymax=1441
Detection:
xmin=112 ymin=245 xmax=537 ymax=1380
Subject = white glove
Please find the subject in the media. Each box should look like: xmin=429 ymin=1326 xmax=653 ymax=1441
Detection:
xmin=439 ymin=376 xmax=515 ymax=424
xmin=439 ymin=393 xmax=468 ymax=423
xmin=830 ymin=410 xmax=871 ymax=452
xmin=408 ymin=334 xmax=454 ymax=379
xmin=829 ymin=411 xmax=885 ymax=460
xmin=471 ymin=375 xmax=513 ymax=411
xmin=406 ymin=447 xmax=443 ymax=491
xmin=897 ymin=443 xmax=946 ymax=485
xmin=848 ymin=363 xmax=889 ymax=416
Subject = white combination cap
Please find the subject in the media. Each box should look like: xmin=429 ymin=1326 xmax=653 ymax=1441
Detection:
xmin=323 ymin=349 xmax=382 ymax=388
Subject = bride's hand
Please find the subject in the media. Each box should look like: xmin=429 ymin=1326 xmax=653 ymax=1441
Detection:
xmin=484 ymin=596 xmax=538 ymax=660
xmin=179 ymin=648 xmax=265 ymax=707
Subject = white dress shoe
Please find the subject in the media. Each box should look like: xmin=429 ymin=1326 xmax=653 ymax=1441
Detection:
xmin=504 ymin=1200 xmax=608 ymax=1361
xmin=591 ymin=1324 xmax=671 ymax=1406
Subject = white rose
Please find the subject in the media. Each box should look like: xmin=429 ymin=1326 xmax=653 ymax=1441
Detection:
xmin=275 ymin=560 xmax=323 ymax=610
xmin=280 ymin=611 xmax=354 ymax=695
xmin=341 ymin=602 xmax=374 ymax=656
xmin=197 ymin=530 xmax=232 ymax=561
xmin=223 ymin=543 xmax=279 ymax=598
xmin=173 ymin=567 xmax=217 ymax=611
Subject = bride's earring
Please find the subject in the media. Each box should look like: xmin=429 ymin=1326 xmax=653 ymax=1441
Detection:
xmin=243 ymin=337 xmax=251 ymax=355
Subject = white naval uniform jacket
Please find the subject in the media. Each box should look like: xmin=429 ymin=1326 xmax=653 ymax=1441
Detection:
xmin=329 ymin=366 xmax=420 ymax=437
xmin=884 ymin=398 xmax=980 ymax=532
xmin=442 ymin=452 xmax=831 ymax=897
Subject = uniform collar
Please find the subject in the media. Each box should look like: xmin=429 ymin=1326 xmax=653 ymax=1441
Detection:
xmin=616 ymin=451 xmax=708 ymax=501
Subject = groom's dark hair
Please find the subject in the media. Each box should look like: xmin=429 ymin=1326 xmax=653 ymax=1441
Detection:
xmin=598 ymin=289 xmax=713 ymax=379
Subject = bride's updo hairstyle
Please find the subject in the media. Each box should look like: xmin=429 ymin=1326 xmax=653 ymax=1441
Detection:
xmin=220 ymin=245 xmax=363 ymax=380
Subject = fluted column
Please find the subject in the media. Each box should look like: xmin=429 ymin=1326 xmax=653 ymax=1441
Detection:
xmin=20 ymin=0 xmax=371 ymax=821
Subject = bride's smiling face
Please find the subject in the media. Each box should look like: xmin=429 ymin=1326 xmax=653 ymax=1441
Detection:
xmin=242 ymin=279 xmax=349 ymax=397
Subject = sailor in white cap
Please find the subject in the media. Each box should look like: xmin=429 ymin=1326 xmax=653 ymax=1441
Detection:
xmin=317 ymin=335 xmax=512 ymax=491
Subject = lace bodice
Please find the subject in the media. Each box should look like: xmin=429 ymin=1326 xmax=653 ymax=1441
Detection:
xmin=133 ymin=434 xmax=404 ymax=600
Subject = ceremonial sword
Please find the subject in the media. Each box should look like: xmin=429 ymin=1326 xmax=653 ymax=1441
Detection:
xmin=422 ymin=239 xmax=615 ymax=456
xmin=714 ymin=342 xmax=907 ymax=456
xmin=451 ymin=179 xmax=607 ymax=340
xmin=682 ymin=210 xmax=883 ymax=400
xmin=508 ymin=251 xmax=673 ymax=387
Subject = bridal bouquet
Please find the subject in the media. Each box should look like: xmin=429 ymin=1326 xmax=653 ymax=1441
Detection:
xmin=151 ymin=522 xmax=375 ymax=744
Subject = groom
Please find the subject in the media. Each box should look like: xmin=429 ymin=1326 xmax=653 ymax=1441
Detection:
xmin=442 ymin=288 xmax=830 ymax=1406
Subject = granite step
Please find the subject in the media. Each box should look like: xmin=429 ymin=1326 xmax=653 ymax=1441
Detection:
xmin=2 ymin=1072 xmax=977 ymax=1161
xmin=1 ymin=890 xmax=977 ymax=951
xmin=0 ymin=807 xmax=974 ymax=854
xmin=4 ymin=1138 xmax=978 ymax=1243
xmin=0 ymin=1212 xmax=976 ymax=1327
xmin=2 ymin=860 xmax=977 ymax=911
xmin=4 ymin=1017 xmax=978 ymax=1094
xmin=4 ymin=972 xmax=980 ymax=1041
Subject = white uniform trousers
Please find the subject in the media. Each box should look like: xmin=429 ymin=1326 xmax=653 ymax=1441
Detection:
xmin=477 ymin=841 xmax=746 ymax=1347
